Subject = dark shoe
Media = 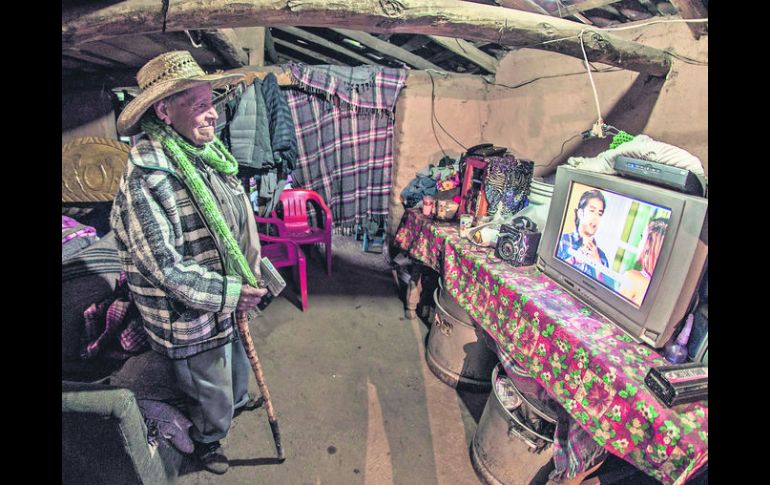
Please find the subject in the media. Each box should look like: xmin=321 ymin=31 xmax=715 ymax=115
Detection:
xmin=234 ymin=397 xmax=264 ymax=418
xmin=194 ymin=440 xmax=229 ymax=474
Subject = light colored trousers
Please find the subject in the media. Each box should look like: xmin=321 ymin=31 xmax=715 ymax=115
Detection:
xmin=172 ymin=327 xmax=251 ymax=443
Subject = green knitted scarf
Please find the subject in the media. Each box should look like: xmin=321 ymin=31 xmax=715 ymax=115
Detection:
xmin=141 ymin=117 xmax=258 ymax=288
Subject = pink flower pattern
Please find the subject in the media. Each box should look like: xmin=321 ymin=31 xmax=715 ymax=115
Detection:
xmin=395 ymin=209 xmax=708 ymax=485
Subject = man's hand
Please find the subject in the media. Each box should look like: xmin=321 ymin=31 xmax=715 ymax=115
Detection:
xmin=237 ymin=285 xmax=269 ymax=312
xmin=581 ymin=238 xmax=602 ymax=264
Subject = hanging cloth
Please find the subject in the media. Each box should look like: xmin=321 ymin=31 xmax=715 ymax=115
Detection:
xmin=285 ymin=63 xmax=407 ymax=234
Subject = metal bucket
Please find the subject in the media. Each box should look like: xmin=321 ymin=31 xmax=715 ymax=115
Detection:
xmin=426 ymin=287 xmax=498 ymax=392
xmin=436 ymin=277 xmax=468 ymax=322
xmin=470 ymin=364 xmax=556 ymax=485
xmin=506 ymin=361 xmax=562 ymax=433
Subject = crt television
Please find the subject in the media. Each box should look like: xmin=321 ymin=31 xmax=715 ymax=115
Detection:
xmin=537 ymin=165 xmax=708 ymax=348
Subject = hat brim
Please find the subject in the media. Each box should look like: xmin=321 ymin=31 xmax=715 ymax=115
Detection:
xmin=117 ymin=72 xmax=245 ymax=136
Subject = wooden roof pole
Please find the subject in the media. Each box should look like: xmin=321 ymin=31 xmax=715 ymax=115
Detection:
xmin=331 ymin=28 xmax=443 ymax=70
xmin=62 ymin=0 xmax=671 ymax=76
xmin=428 ymin=36 xmax=498 ymax=74
xmin=273 ymin=27 xmax=378 ymax=65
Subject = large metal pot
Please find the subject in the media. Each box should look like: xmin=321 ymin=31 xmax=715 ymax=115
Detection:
xmin=470 ymin=364 xmax=556 ymax=485
xmin=426 ymin=287 xmax=498 ymax=392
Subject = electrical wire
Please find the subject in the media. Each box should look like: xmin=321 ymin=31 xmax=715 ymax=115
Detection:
xmin=662 ymin=49 xmax=708 ymax=66
xmin=421 ymin=16 xmax=707 ymax=164
xmin=426 ymin=70 xmax=469 ymax=153
xmin=510 ymin=18 xmax=709 ymax=65
xmin=537 ymin=132 xmax=582 ymax=168
xmin=483 ymin=66 xmax=620 ymax=90
xmin=602 ymin=18 xmax=708 ymax=32
xmin=184 ymin=30 xmax=203 ymax=48
xmin=579 ymin=29 xmax=604 ymax=125
xmin=426 ymin=71 xmax=448 ymax=157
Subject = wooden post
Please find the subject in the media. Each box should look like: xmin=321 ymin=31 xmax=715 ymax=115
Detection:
xmin=233 ymin=27 xmax=266 ymax=66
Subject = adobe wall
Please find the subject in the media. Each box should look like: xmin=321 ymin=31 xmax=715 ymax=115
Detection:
xmin=388 ymin=71 xmax=489 ymax=233
xmin=484 ymin=21 xmax=708 ymax=179
xmin=388 ymin=21 xmax=707 ymax=236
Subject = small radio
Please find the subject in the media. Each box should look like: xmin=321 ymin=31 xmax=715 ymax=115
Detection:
xmin=495 ymin=216 xmax=541 ymax=267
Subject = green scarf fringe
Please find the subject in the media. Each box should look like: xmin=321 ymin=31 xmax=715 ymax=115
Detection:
xmin=142 ymin=117 xmax=259 ymax=288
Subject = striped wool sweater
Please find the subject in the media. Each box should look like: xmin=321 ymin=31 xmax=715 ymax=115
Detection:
xmin=110 ymin=137 xmax=244 ymax=359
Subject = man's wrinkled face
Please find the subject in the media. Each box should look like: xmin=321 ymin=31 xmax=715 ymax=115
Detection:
xmin=578 ymin=197 xmax=604 ymax=238
xmin=155 ymin=84 xmax=218 ymax=146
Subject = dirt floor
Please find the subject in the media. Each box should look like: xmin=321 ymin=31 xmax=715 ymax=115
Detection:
xmin=176 ymin=234 xmax=489 ymax=484
xmin=173 ymin=235 xmax=695 ymax=485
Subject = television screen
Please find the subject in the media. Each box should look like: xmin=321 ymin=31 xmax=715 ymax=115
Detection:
xmin=554 ymin=182 xmax=672 ymax=308
xmin=537 ymin=166 xmax=708 ymax=348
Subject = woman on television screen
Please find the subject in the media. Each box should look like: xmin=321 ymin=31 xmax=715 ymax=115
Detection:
xmin=619 ymin=217 xmax=669 ymax=306
xmin=556 ymin=189 xmax=609 ymax=279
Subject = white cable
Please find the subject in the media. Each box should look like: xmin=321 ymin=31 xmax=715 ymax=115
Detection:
xmin=578 ymin=30 xmax=603 ymax=125
xmin=602 ymin=18 xmax=708 ymax=32
xmin=528 ymin=18 xmax=709 ymax=49
xmin=185 ymin=30 xmax=203 ymax=48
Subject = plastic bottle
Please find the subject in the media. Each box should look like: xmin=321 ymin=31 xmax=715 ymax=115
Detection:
xmin=664 ymin=313 xmax=694 ymax=363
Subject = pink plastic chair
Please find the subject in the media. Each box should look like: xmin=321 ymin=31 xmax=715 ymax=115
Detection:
xmin=255 ymin=216 xmax=308 ymax=312
xmin=273 ymin=189 xmax=333 ymax=275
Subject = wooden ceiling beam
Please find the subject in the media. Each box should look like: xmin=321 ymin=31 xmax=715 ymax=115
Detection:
xmin=636 ymin=0 xmax=664 ymax=16
xmin=62 ymin=0 xmax=671 ymax=76
xmin=77 ymin=41 xmax=147 ymax=67
xmin=200 ymin=29 xmax=250 ymax=67
xmin=331 ymin=28 xmax=443 ymax=70
xmin=495 ymin=0 xmax=549 ymax=14
xmin=554 ymin=1 xmax=623 ymax=18
xmin=496 ymin=0 xmax=593 ymax=25
xmin=398 ymin=35 xmax=432 ymax=52
xmin=667 ymin=0 xmax=708 ymax=39
xmin=231 ymin=27 xmax=266 ymax=66
xmin=265 ymin=28 xmax=280 ymax=64
xmin=428 ymin=36 xmax=497 ymax=73
xmin=272 ymin=37 xmax=346 ymax=65
xmin=62 ymin=48 xmax=124 ymax=68
xmin=273 ymin=27 xmax=377 ymax=65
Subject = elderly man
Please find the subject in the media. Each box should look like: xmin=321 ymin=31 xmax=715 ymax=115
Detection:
xmin=110 ymin=51 xmax=267 ymax=474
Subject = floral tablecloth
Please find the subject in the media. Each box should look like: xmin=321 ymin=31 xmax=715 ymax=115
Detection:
xmin=395 ymin=209 xmax=708 ymax=485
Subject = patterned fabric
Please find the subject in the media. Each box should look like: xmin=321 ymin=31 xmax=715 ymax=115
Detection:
xmin=286 ymin=63 xmax=407 ymax=233
xmin=557 ymin=231 xmax=610 ymax=280
xmin=138 ymin=399 xmax=194 ymax=454
xmin=62 ymin=215 xmax=97 ymax=244
xmin=497 ymin=351 xmax=609 ymax=481
xmin=110 ymin=136 xmax=243 ymax=359
xmin=482 ymin=155 xmax=533 ymax=218
xmin=82 ymin=273 xmax=148 ymax=360
xmin=395 ymin=209 xmax=708 ymax=485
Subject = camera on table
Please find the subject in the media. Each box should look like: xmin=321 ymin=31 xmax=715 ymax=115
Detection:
xmin=495 ymin=216 xmax=541 ymax=266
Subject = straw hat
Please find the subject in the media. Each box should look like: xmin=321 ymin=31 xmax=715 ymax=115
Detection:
xmin=117 ymin=51 xmax=245 ymax=136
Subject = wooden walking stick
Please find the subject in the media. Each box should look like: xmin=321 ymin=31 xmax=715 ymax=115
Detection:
xmin=236 ymin=310 xmax=285 ymax=461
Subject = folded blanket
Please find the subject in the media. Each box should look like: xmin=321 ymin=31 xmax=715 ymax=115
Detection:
xmin=566 ymin=134 xmax=705 ymax=177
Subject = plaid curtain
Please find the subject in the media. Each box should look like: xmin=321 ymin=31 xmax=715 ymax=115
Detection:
xmin=285 ymin=63 xmax=407 ymax=234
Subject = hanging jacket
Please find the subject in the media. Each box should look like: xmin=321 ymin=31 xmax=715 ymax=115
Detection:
xmin=261 ymin=73 xmax=297 ymax=173
xmin=260 ymin=73 xmax=298 ymax=215
xmin=228 ymin=80 xmax=274 ymax=171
